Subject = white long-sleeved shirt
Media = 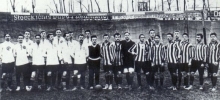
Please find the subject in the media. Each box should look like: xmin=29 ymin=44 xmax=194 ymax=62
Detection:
xmin=83 ymin=38 xmax=92 ymax=47
xmin=0 ymin=41 xmax=15 ymax=63
xmin=14 ymin=43 xmax=29 ymax=66
xmin=61 ymin=40 xmax=74 ymax=64
xmin=22 ymin=39 xmax=34 ymax=62
xmin=46 ymin=41 xmax=61 ymax=65
xmin=31 ymin=42 xmax=46 ymax=65
xmin=73 ymin=42 xmax=89 ymax=64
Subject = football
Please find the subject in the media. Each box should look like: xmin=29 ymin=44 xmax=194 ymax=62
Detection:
xmin=94 ymin=84 xmax=102 ymax=91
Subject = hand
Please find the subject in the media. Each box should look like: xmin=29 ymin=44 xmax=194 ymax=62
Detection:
xmin=161 ymin=63 xmax=164 ymax=67
xmin=201 ymin=63 xmax=204 ymax=68
xmin=188 ymin=62 xmax=191 ymax=66
xmin=132 ymin=52 xmax=137 ymax=55
xmin=213 ymin=62 xmax=218 ymax=66
xmin=151 ymin=63 xmax=155 ymax=67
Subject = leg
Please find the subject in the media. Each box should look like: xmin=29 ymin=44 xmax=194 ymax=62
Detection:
xmin=89 ymin=69 xmax=94 ymax=87
xmin=16 ymin=66 xmax=22 ymax=87
xmin=80 ymin=64 xmax=86 ymax=88
xmin=135 ymin=62 xmax=142 ymax=87
xmin=94 ymin=67 xmax=100 ymax=85
xmin=198 ymin=62 xmax=205 ymax=86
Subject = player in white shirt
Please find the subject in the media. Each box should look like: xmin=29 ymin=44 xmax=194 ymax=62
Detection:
xmin=60 ymin=33 xmax=74 ymax=91
xmin=0 ymin=33 xmax=15 ymax=92
xmin=45 ymin=33 xmax=62 ymax=91
xmin=72 ymin=34 xmax=89 ymax=91
xmin=14 ymin=34 xmax=31 ymax=91
xmin=83 ymin=30 xmax=92 ymax=47
xmin=30 ymin=34 xmax=46 ymax=91
xmin=23 ymin=30 xmax=34 ymax=64
xmin=69 ymin=31 xmax=78 ymax=68
xmin=53 ymin=29 xmax=65 ymax=88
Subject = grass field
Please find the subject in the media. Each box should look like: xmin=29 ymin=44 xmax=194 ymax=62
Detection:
xmin=1 ymin=65 xmax=220 ymax=100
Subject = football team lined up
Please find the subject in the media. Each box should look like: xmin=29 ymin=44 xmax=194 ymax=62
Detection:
xmin=0 ymin=29 xmax=219 ymax=92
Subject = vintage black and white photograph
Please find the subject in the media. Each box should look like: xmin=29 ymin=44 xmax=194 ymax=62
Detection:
xmin=0 ymin=0 xmax=220 ymax=100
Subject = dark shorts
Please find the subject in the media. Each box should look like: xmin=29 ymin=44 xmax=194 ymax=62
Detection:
xmin=135 ymin=61 xmax=150 ymax=74
xmin=152 ymin=65 xmax=165 ymax=73
xmin=191 ymin=60 xmax=203 ymax=72
xmin=180 ymin=63 xmax=190 ymax=72
xmin=209 ymin=63 xmax=219 ymax=74
xmin=62 ymin=64 xmax=73 ymax=71
xmin=168 ymin=63 xmax=178 ymax=74
xmin=31 ymin=65 xmax=45 ymax=71
xmin=123 ymin=57 xmax=134 ymax=68
xmin=2 ymin=62 xmax=15 ymax=73
xmin=74 ymin=64 xmax=87 ymax=72
xmin=45 ymin=65 xmax=58 ymax=72
xmin=113 ymin=65 xmax=123 ymax=73
xmin=16 ymin=63 xmax=30 ymax=73
xmin=103 ymin=65 xmax=113 ymax=73
xmin=88 ymin=60 xmax=100 ymax=69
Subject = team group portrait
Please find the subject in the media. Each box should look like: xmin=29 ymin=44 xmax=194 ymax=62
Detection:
xmin=0 ymin=0 xmax=220 ymax=100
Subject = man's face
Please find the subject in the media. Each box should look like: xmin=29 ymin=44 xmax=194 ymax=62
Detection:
xmin=41 ymin=32 xmax=47 ymax=39
xmin=91 ymin=38 xmax=97 ymax=45
xmin=35 ymin=36 xmax=41 ymax=43
xmin=183 ymin=35 xmax=189 ymax=42
xmin=70 ymin=33 xmax=74 ymax=38
xmin=79 ymin=36 xmax=84 ymax=43
xmin=65 ymin=34 xmax=70 ymax=41
xmin=85 ymin=32 xmax=90 ymax=38
xmin=103 ymin=36 xmax=109 ymax=43
xmin=49 ymin=35 xmax=54 ymax=41
xmin=149 ymin=31 xmax=155 ymax=38
xmin=174 ymin=31 xmax=180 ymax=39
xmin=196 ymin=36 xmax=202 ymax=43
xmin=5 ymin=34 xmax=11 ymax=41
xmin=24 ymin=32 xmax=30 ymax=39
xmin=56 ymin=30 xmax=62 ymax=37
xmin=18 ymin=36 xmax=24 ymax=43
xmin=210 ymin=35 xmax=217 ymax=42
xmin=167 ymin=35 xmax=173 ymax=41
xmin=139 ymin=35 xmax=145 ymax=42
xmin=115 ymin=35 xmax=121 ymax=41
xmin=155 ymin=36 xmax=160 ymax=43
xmin=124 ymin=33 xmax=130 ymax=40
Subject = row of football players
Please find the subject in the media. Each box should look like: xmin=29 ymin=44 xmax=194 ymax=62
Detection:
xmin=0 ymin=29 xmax=218 ymax=92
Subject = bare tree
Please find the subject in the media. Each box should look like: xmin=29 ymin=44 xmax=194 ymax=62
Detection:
xmin=94 ymin=0 xmax=101 ymax=12
xmin=63 ymin=0 xmax=66 ymax=13
xmin=59 ymin=0 xmax=63 ymax=13
xmin=107 ymin=0 xmax=110 ymax=12
xmin=119 ymin=0 xmax=123 ymax=12
xmin=167 ymin=0 xmax=171 ymax=11
xmin=132 ymin=0 xmax=134 ymax=12
xmin=32 ymin=0 xmax=36 ymax=13
xmin=78 ymin=0 xmax=89 ymax=12
xmin=113 ymin=0 xmax=115 ymax=12
xmin=10 ymin=0 xmax=15 ymax=12
xmin=127 ymin=0 xmax=129 ymax=12
xmin=193 ymin=0 xmax=196 ymax=10
xmin=53 ymin=0 xmax=59 ymax=13
xmin=154 ymin=0 xmax=157 ymax=11
xmin=176 ymin=0 xmax=179 ymax=11
xmin=90 ymin=0 xmax=93 ymax=12
xmin=149 ymin=0 xmax=151 ymax=11
xmin=184 ymin=0 xmax=186 ymax=11
xmin=162 ymin=0 xmax=164 ymax=11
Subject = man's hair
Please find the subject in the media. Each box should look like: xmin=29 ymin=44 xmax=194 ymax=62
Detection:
xmin=78 ymin=34 xmax=84 ymax=37
xmin=56 ymin=28 xmax=61 ymax=32
xmin=91 ymin=35 xmax=97 ymax=40
xmin=167 ymin=33 xmax=173 ymax=37
xmin=24 ymin=30 xmax=30 ymax=34
xmin=174 ymin=30 xmax=180 ymax=33
xmin=139 ymin=34 xmax=145 ymax=39
xmin=35 ymin=34 xmax=41 ymax=38
xmin=149 ymin=29 xmax=155 ymax=34
xmin=4 ymin=33 xmax=10 ymax=37
xmin=155 ymin=35 xmax=160 ymax=38
xmin=196 ymin=33 xmax=203 ymax=39
xmin=47 ymin=33 xmax=54 ymax=39
xmin=85 ymin=30 xmax=91 ymax=33
xmin=182 ymin=33 xmax=189 ymax=37
xmin=63 ymin=33 xmax=69 ymax=37
xmin=103 ymin=34 xmax=109 ymax=37
xmin=40 ymin=31 xmax=46 ymax=33
xmin=68 ymin=31 xmax=73 ymax=33
xmin=210 ymin=32 xmax=217 ymax=36
xmin=114 ymin=33 xmax=121 ymax=37
xmin=124 ymin=32 xmax=130 ymax=35
xmin=18 ymin=34 xmax=24 ymax=38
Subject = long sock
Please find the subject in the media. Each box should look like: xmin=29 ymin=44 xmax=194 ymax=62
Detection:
xmin=190 ymin=75 xmax=194 ymax=85
xmin=118 ymin=76 xmax=122 ymax=84
xmin=137 ymin=74 xmax=141 ymax=86
xmin=72 ymin=76 xmax=77 ymax=87
xmin=105 ymin=74 xmax=109 ymax=84
xmin=126 ymin=73 xmax=130 ymax=85
xmin=172 ymin=75 xmax=177 ymax=86
xmin=155 ymin=78 xmax=158 ymax=87
xmin=184 ymin=76 xmax=188 ymax=86
xmin=160 ymin=77 xmax=164 ymax=86
xmin=109 ymin=75 xmax=113 ymax=84
xmin=213 ymin=77 xmax=217 ymax=87
xmin=129 ymin=73 xmax=134 ymax=85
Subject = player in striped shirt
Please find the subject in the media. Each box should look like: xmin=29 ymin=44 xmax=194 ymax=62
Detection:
xmin=129 ymin=34 xmax=150 ymax=90
xmin=207 ymin=32 xmax=220 ymax=92
xmin=110 ymin=33 xmax=123 ymax=89
xmin=151 ymin=35 xmax=165 ymax=89
xmin=189 ymin=34 xmax=207 ymax=90
xmin=179 ymin=33 xmax=193 ymax=90
xmin=100 ymin=34 xmax=113 ymax=90
xmin=164 ymin=33 xmax=181 ymax=90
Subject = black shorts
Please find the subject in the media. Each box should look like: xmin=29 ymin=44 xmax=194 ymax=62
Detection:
xmin=31 ymin=65 xmax=45 ymax=71
xmin=16 ymin=63 xmax=30 ymax=73
xmin=180 ymin=63 xmax=190 ymax=72
xmin=74 ymin=64 xmax=87 ymax=72
xmin=103 ymin=65 xmax=113 ymax=73
xmin=88 ymin=60 xmax=100 ymax=69
xmin=135 ymin=61 xmax=150 ymax=74
xmin=209 ymin=63 xmax=219 ymax=74
xmin=45 ymin=65 xmax=58 ymax=72
xmin=168 ymin=63 xmax=178 ymax=74
xmin=2 ymin=62 xmax=15 ymax=73
xmin=62 ymin=64 xmax=73 ymax=71
xmin=113 ymin=65 xmax=123 ymax=73
xmin=123 ymin=57 xmax=134 ymax=69
xmin=191 ymin=60 xmax=203 ymax=72
xmin=152 ymin=65 xmax=165 ymax=73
